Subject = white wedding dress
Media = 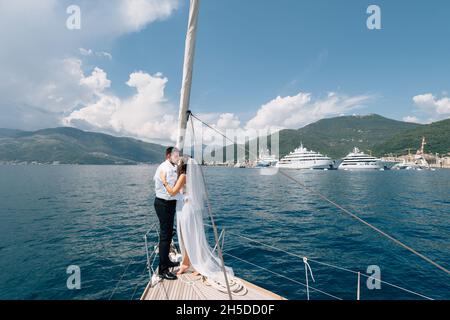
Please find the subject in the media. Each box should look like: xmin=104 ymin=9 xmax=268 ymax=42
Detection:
xmin=176 ymin=158 xmax=235 ymax=285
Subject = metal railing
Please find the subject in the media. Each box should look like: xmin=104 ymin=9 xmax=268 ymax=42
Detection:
xmin=143 ymin=224 xmax=226 ymax=287
xmin=143 ymin=222 xmax=434 ymax=300
xmin=143 ymin=223 xmax=159 ymax=283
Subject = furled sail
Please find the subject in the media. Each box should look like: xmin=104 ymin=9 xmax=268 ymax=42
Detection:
xmin=176 ymin=0 xmax=200 ymax=152
xmin=173 ymin=0 xmax=234 ymax=299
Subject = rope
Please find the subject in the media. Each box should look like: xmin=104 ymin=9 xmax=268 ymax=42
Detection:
xmin=131 ymin=264 xmax=150 ymax=300
xmin=178 ymin=273 xmax=202 ymax=286
xmin=306 ymin=258 xmax=434 ymax=300
xmin=189 ymin=112 xmax=450 ymax=277
xmin=303 ymin=257 xmax=315 ymax=300
xmin=209 ymin=226 xmax=434 ymax=300
xmin=278 ymin=171 xmax=450 ymax=277
xmin=109 ymin=258 xmax=134 ymax=300
xmin=224 ymin=252 xmax=342 ymax=300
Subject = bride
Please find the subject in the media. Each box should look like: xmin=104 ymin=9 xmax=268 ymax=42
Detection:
xmin=160 ymin=157 xmax=236 ymax=288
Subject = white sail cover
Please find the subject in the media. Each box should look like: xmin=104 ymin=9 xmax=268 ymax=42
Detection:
xmin=176 ymin=0 xmax=200 ymax=152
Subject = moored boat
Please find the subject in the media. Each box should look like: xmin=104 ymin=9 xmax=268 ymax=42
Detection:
xmin=277 ymin=144 xmax=334 ymax=170
xmin=338 ymin=147 xmax=382 ymax=170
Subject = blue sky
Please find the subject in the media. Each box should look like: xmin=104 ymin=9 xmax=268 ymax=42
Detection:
xmin=1 ymin=0 xmax=450 ymax=143
xmin=104 ymin=0 xmax=450 ymax=120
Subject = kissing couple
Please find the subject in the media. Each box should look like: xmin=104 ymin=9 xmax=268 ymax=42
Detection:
xmin=153 ymin=147 xmax=242 ymax=293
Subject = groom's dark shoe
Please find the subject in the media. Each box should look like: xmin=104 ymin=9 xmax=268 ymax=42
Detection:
xmin=160 ymin=270 xmax=178 ymax=281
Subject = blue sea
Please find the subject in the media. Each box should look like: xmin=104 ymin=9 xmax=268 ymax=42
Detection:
xmin=0 ymin=165 xmax=449 ymax=300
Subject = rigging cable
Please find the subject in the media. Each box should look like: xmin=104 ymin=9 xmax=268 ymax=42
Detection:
xmin=188 ymin=114 xmax=234 ymax=300
xmin=224 ymin=252 xmax=342 ymax=300
xmin=217 ymin=227 xmax=434 ymax=300
xmin=188 ymin=112 xmax=450 ymax=277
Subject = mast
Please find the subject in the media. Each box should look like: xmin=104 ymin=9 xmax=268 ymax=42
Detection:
xmin=175 ymin=0 xmax=233 ymax=300
xmin=176 ymin=0 xmax=201 ymax=153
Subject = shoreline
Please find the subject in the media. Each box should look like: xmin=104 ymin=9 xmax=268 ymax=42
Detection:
xmin=1 ymin=162 xmax=449 ymax=170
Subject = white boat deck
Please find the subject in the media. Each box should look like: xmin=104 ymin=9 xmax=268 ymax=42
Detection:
xmin=141 ymin=272 xmax=285 ymax=300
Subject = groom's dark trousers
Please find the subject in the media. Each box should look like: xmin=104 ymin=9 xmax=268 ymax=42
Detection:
xmin=154 ymin=197 xmax=177 ymax=274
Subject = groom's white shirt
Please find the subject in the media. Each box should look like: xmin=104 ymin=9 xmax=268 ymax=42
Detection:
xmin=154 ymin=160 xmax=182 ymax=201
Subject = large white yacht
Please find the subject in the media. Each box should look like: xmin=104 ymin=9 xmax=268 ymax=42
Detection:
xmin=277 ymin=144 xmax=334 ymax=170
xmin=338 ymin=147 xmax=382 ymax=170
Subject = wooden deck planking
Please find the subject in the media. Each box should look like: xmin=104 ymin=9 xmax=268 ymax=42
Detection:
xmin=141 ymin=272 xmax=285 ymax=300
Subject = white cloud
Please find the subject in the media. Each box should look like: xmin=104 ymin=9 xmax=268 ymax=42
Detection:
xmin=58 ymin=68 xmax=375 ymax=146
xmin=245 ymin=91 xmax=372 ymax=130
xmin=79 ymin=48 xmax=94 ymax=56
xmin=80 ymin=67 xmax=111 ymax=93
xmin=177 ymin=92 xmax=374 ymax=147
xmin=64 ymin=71 xmax=177 ymax=144
xmin=412 ymin=93 xmax=450 ymax=121
xmin=63 ymin=77 xmax=262 ymax=146
xmin=97 ymin=52 xmax=113 ymax=60
xmin=0 ymin=0 xmax=179 ymax=130
xmin=118 ymin=0 xmax=180 ymax=33
xmin=79 ymin=48 xmax=113 ymax=60
xmin=403 ymin=116 xmax=420 ymax=123
xmin=61 ymin=0 xmax=181 ymax=38
xmin=0 ymin=1 xmax=381 ymax=147
xmin=217 ymin=113 xmax=241 ymax=130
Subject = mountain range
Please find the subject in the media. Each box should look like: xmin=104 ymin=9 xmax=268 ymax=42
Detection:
xmin=0 ymin=114 xmax=449 ymax=164
xmin=235 ymin=114 xmax=450 ymax=159
xmin=0 ymin=127 xmax=166 ymax=165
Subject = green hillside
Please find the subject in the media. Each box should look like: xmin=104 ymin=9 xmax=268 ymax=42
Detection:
xmin=268 ymin=115 xmax=450 ymax=158
xmin=0 ymin=127 xmax=167 ymax=165
xmin=220 ymin=114 xmax=449 ymax=160
xmin=374 ymin=118 xmax=450 ymax=156
xmin=1 ymin=115 xmax=448 ymax=164
xmin=269 ymin=114 xmax=421 ymax=158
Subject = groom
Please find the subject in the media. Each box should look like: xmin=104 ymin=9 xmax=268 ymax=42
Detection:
xmin=154 ymin=147 xmax=182 ymax=280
